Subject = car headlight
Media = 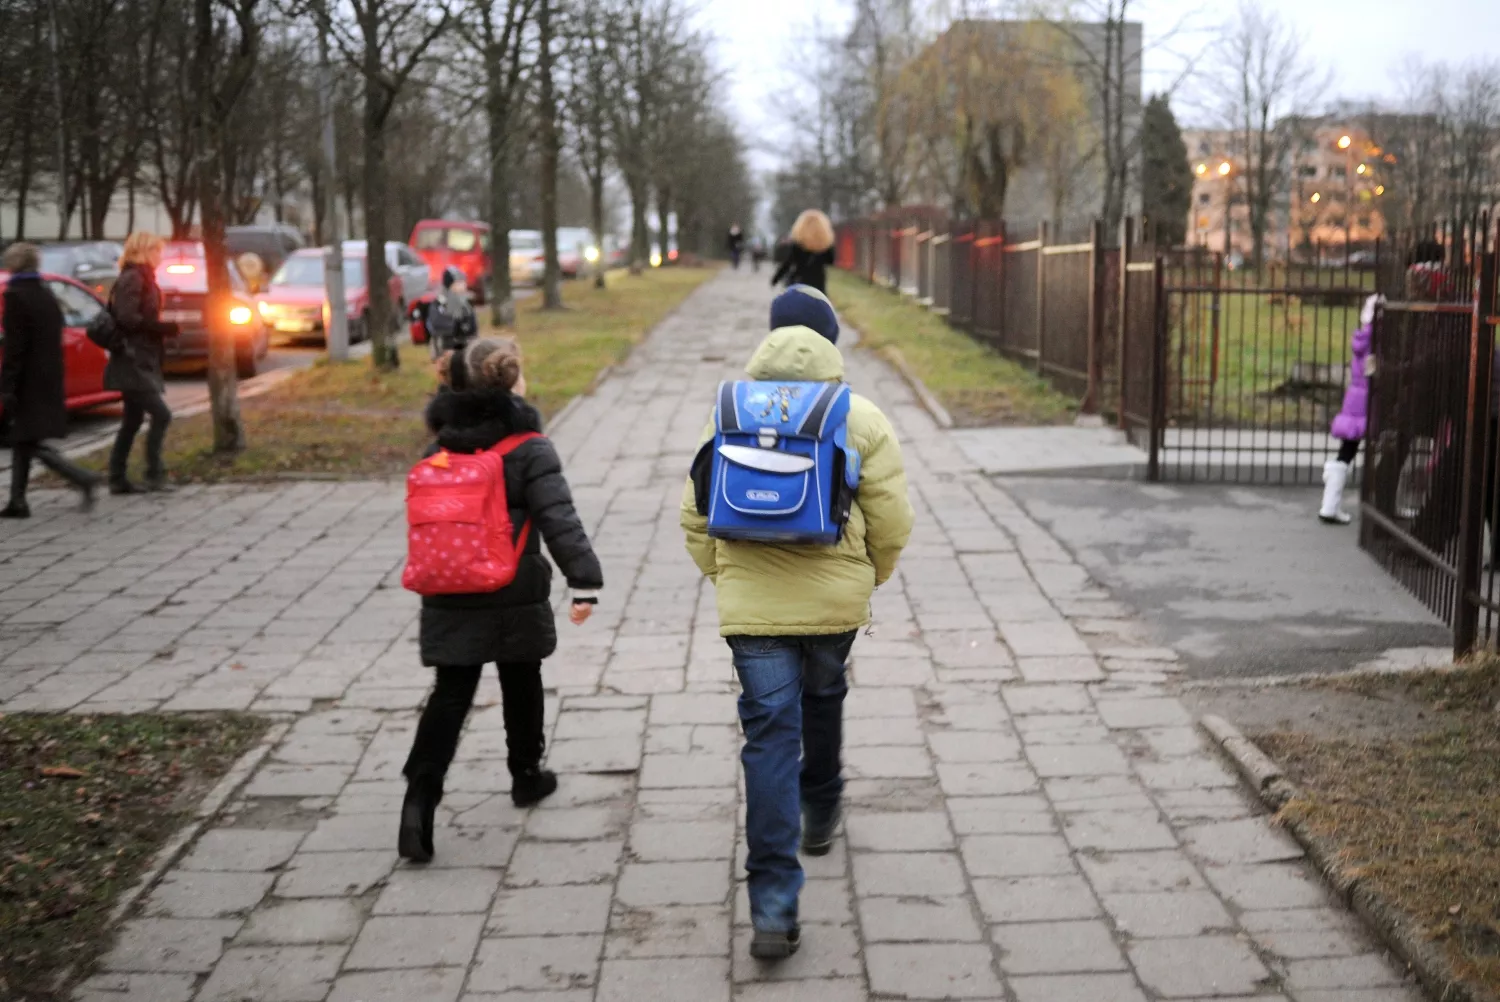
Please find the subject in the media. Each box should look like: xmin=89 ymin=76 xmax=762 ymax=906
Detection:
xmin=257 ymin=301 xmax=275 ymax=320
xmin=650 ymin=251 xmax=662 ymax=268
xmin=229 ymin=305 xmax=252 ymax=325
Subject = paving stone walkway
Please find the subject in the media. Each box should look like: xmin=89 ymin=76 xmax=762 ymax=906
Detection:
xmin=1 ymin=268 xmax=1423 ymax=1001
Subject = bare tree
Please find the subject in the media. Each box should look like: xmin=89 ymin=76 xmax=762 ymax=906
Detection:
xmin=1212 ymin=0 xmax=1326 ymax=268
xmin=560 ymin=0 xmax=617 ymax=287
xmin=536 ymin=0 xmax=563 ymax=307
xmin=315 ymin=0 xmax=453 ymax=368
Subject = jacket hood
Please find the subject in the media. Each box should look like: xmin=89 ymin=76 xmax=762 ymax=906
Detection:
xmin=425 ymin=387 xmax=543 ymax=453
xmin=745 ymin=326 xmax=845 ymax=383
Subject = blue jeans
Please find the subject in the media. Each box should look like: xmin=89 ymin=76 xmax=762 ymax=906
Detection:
xmin=727 ymin=631 xmax=856 ymax=933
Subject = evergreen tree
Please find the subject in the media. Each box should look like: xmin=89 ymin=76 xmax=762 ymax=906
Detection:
xmin=1140 ymin=93 xmax=1193 ymax=246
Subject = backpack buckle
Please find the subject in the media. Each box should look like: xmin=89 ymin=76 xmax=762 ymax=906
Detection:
xmin=757 ymin=428 xmax=778 ymax=449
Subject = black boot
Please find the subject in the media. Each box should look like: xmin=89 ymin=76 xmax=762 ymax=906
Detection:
xmin=398 ymin=777 xmax=441 ymax=863
xmin=109 ymin=477 xmax=145 ymax=495
xmin=0 ymin=501 xmax=29 ymax=519
xmin=7 ymin=443 xmax=32 ymax=517
xmin=510 ymin=767 xmax=558 ymax=808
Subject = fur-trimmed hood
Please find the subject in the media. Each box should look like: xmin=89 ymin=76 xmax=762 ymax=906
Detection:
xmin=425 ymin=387 xmax=543 ymax=454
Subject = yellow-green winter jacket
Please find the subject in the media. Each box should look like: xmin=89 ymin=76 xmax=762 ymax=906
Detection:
xmin=680 ymin=326 xmax=915 ymax=636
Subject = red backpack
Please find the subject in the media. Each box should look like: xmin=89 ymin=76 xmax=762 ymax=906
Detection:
xmin=401 ymin=432 xmax=541 ymax=596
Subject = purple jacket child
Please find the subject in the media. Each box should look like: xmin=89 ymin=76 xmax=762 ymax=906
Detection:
xmin=1329 ymin=321 xmax=1372 ymax=442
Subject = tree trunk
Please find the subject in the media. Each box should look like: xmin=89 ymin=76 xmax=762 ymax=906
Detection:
xmin=627 ymin=176 xmax=648 ymax=275
xmin=487 ymin=111 xmax=516 ymax=327
xmin=194 ymin=0 xmax=243 ymax=453
xmin=656 ymin=185 xmax=671 ymax=266
xmin=537 ymin=0 xmax=562 ymax=310
xmin=16 ymin=127 xmax=32 ymax=241
xmin=363 ymin=70 xmax=397 ymax=369
xmin=590 ymin=171 xmax=606 ymax=290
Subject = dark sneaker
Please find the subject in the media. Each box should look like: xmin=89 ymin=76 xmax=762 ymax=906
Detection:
xmin=510 ymin=768 xmax=559 ymax=808
xmin=801 ymin=802 xmax=842 ymax=857
xmin=750 ymin=925 xmax=801 ymax=960
xmin=109 ymin=479 xmax=146 ymax=495
xmin=0 ymin=502 xmax=30 ymax=519
xmin=397 ymin=780 xmax=439 ymax=863
xmin=144 ymin=477 xmax=176 ymax=493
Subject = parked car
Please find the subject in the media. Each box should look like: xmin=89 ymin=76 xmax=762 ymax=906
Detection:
xmin=508 ymin=229 xmax=544 ymax=285
xmin=0 ymin=271 xmax=119 ymax=419
xmin=156 ymin=242 xmax=270 ymax=378
xmin=555 ymin=227 xmax=594 ymax=278
xmin=410 ymin=220 xmax=492 ymax=303
xmin=344 ymin=239 xmax=431 ymax=312
xmin=38 ymin=242 xmax=121 ymax=299
xmin=259 ymin=243 xmax=417 ymax=344
xmin=226 ymin=224 xmax=306 ymax=275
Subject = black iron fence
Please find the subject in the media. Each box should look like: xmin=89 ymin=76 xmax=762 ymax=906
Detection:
xmin=837 ymin=210 xmax=1500 ymax=655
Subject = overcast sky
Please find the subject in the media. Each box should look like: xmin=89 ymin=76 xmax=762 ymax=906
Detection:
xmin=699 ymin=0 xmax=1500 ymax=181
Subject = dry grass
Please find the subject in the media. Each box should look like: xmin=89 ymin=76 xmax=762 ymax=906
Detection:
xmin=1259 ymin=657 xmax=1500 ymax=993
xmin=827 ymin=270 xmax=1076 ymax=427
xmin=78 ymin=267 xmax=717 ymax=483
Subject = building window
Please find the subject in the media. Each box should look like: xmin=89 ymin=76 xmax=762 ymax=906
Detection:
xmin=1329 ymin=165 xmax=1347 ymax=179
xmin=1299 ymin=165 xmax=1318 ymax=178
xmin=1199 ymin=194 xmax=1211 ymax=205
xmin=1198 ymin=140 xmax=1211 ymax=156
xmin=1358 ymin=216 xmax=1372 ymax=228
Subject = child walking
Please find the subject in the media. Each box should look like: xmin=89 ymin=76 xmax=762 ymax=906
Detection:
xmin=681 ymin=285 xmax=913 ymax=959
xmin=399 ymin=337 xmax=602 ymax=863
xmin=1321 ymin=294 xmax=1380 ymax=524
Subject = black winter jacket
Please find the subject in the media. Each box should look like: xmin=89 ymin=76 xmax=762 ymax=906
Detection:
xmin=0 ymin=275 xmax=68 ymax=443
xmin=418 ymin=387 xmax=603 ymax=667
xmin=104 ymin=263 xmax=175 ymax=394
xmin=770 ymin=243 xmax=835 ymax=293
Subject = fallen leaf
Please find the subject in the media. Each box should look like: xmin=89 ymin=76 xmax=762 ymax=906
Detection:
xmin=81 ymin=813 xmax=103 ymax=825
xmin=1450 ymin=904 xmax=1462 ymax=915
xmin=229 ymin=662 xmax=247 ymax=671
xmin=40 ymin=765 xmax=87 ymax=779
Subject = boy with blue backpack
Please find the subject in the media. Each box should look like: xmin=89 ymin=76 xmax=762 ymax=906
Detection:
xmin=681 ymin=284 xmax=913 ymax=960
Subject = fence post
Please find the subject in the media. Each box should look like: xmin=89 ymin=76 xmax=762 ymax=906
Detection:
xmin=1148 ymin=250 xmax=1166 ymax=483
xmin=1083 ymin=219 xmax=1104 ymax=414
xmin=1035 ymin=221 xmax=1048 ymax=374
xmin=1117 ymin=217 xmax=1134 ymax=430
xmin=1453 ymin=229 xmax=1497 ymax=656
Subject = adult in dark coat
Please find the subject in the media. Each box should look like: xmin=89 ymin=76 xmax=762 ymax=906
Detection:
xmin=0 ymin=243 xmax=99 ymax=518
xmin=104 ymin=233 xmax=178 ymax=494
xmin=400 ymin=337 xmax=603 ymax=863
xmin=770 ymin=209 xmax=838 ymax=293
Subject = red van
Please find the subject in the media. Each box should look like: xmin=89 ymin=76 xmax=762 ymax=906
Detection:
xmin=409 ymin=220 xmax=492 ymax=304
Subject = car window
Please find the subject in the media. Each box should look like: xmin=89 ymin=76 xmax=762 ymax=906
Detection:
xmin=447 ymin=229 xmax=477 ymax=253
xmin=272 ymin=256 xmax=325 ymax=287
xmin=413 ymin=228 xmax=444 ymax=250
xmin=511 ymin=234 xmax=541 ymax=251
xmin=40 ymin=248 xmax=76 ymax=275
xmin=47 ymin=281 xmax=103 ymax=326
xmin=479 ymin=232 xmax=491 ymax=252
xmin=401 ymin=247 xmax=422 ymax=267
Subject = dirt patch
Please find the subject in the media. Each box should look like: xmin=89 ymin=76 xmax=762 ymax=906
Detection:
xmin=1211 ymin=659 xmax=1500 ymax=998
xmin=0 ymin=712 xmax=268 ymax=1002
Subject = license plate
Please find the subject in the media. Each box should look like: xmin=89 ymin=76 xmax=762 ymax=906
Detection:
xmin=161 ymin=309 xmax=202 ymax=323
xmin=275 ymin=319 xmax=315 ymax=333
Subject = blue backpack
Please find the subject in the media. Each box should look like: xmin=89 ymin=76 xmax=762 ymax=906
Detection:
xmin=691 ymin=380 xmax=861 ymax=545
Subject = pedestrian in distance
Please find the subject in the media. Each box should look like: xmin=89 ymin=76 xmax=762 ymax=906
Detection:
xmin=1320 ymin=293 xmax=1381 ymax=524
xmin=422 ymin=265 xmax=480 ymax=359
xmin=727 ymin=223 xmax=746 ymax=269
xmin=681 ymin=284 xmax=914 ymax=960
xmin=770 ymin=209 xmax=837 ymax=293
xmin=749 ymin=235 xmax=768 ymax=273
xmin=105 ymin=232 xmax=179 ymax=494
xmin=0 ymin=242 xmax=101 ymax=518
xmin=398 ymin=336 xmax=602 ymax=864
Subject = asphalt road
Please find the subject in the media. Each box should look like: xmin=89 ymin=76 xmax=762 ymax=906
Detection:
xmin=1003 ymin=477 xmax=1451 ymax=679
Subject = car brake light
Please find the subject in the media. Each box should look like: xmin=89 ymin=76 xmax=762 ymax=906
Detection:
xmin=229 ymin=305 xmax=252 ymax=325
xmin=165 ymin=263 xmax=196 ymax=274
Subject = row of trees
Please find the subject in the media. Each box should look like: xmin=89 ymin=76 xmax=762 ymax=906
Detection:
xmin=2 ymin=0 xmax=754 ymax=450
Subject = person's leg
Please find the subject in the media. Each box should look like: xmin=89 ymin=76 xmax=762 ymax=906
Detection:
xmin=1320 ymin=439 xmax=1358 ymax=524
xmin=497 ymin=660 xmax=555 ymax=806
xmin=400 ymin=664 xmax=483 ymax=861
xmin=33 ymin=442 xmax=100 ymax=509
xmin=799 ymin=631 xmax=856 ymax=854
xmin=139 ymin=389 xmax=173 ymax=487
xmin=728 ymin=635 xmax=805 ymax=953
xmin=109 ymin=393 xmax=146 ymax=489
xmin=3 ymin=441 xmax=36 ymax=516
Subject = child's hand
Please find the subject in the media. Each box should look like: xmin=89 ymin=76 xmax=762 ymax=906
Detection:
xmin=1364 ymin=356 xmax=1377 ymax=378
xmin=569 ymin=601 xmax=593 ymax=625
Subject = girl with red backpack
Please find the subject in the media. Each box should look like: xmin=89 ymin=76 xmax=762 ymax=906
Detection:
xmin=399 ymin=336 xmax=602 ymax=863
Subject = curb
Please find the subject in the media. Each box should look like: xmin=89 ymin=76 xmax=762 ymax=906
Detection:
xmin=1200 ymin=714 xmax=1492 ymax=1002
xmin=879 ymin=345 xmax=954 ymax=429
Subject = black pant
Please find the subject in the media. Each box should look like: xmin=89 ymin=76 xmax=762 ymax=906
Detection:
xmin=1336 ymin=439 xmax=1360 ymax=464
xmin=403 ymin=661 xmax=545 ymax=790
xmin=9 ymin=440 xmax=95 ymax=503
xmin=109 ymin=389 xmax=171 ymax=482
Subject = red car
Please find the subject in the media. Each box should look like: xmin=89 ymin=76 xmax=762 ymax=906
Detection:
xmin=410 ymin=220 xmax=492 ymax=303
xmin=0 ymin=271 xmax=120 ymax=420
xmin=157 ymin=242 xmax=270 ymax=378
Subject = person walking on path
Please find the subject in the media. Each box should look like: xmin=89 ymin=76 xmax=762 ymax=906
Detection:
xmin=105 ymin=232 xmax=178 ymax=494
xmin=0 ymin=243 xmax=100 ymax=518
xmin=770 ymin=209 xmax=837 ymax=293
xmin=727 ymin=224 xmax=746 ymax=269
xmin=399 ymin=337 xmax=603 ymax=864
xmin=680 ymin=285 xmax=913 ymax=960
xmin=1319 ymin=294 xmax=1380 ymax=524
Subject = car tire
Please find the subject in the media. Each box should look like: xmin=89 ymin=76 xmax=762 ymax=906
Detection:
xmin=358 ymin=311 xmax=371 ymax=343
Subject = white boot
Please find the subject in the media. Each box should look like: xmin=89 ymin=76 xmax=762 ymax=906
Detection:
xmin=1320 ymin=460 xmax=1351 ymax=525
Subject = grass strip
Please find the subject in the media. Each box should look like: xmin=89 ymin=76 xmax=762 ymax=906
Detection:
xmin=827 ymin=270 xmax=1075 ymax=427
xmin=0 ymin=712 xmax=268 ymax=1002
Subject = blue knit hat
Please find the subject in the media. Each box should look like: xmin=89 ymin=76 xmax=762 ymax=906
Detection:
xmin=770 ymin=284 xmax=840 ymax=344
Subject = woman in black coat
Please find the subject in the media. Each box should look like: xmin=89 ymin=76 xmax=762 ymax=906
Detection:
xmin=770 ymin=208 xmax=837 ymax=293
xmin=400 ymin=336 xmax=603 ymax=863
xmin=104 ymin=232 xmax=178 ymax=494
xmin=1 ymin=243 xmax=99 ymax=518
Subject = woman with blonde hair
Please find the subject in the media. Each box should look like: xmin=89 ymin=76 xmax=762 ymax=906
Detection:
xmin=105 ymin=232 xmax=179 ymax=493
xmin=770 ymin=209 xmax=837 ymax=293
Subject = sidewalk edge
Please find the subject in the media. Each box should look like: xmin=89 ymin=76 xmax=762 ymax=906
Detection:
xmin=1200 ymin=714 xmax=1493 ymax=1002
xmin=879 ymin=345 xmax=954 ymax=429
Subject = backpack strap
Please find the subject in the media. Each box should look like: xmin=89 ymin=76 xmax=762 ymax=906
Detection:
xmin=489 ymin=432 xmax=544 ymax=552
